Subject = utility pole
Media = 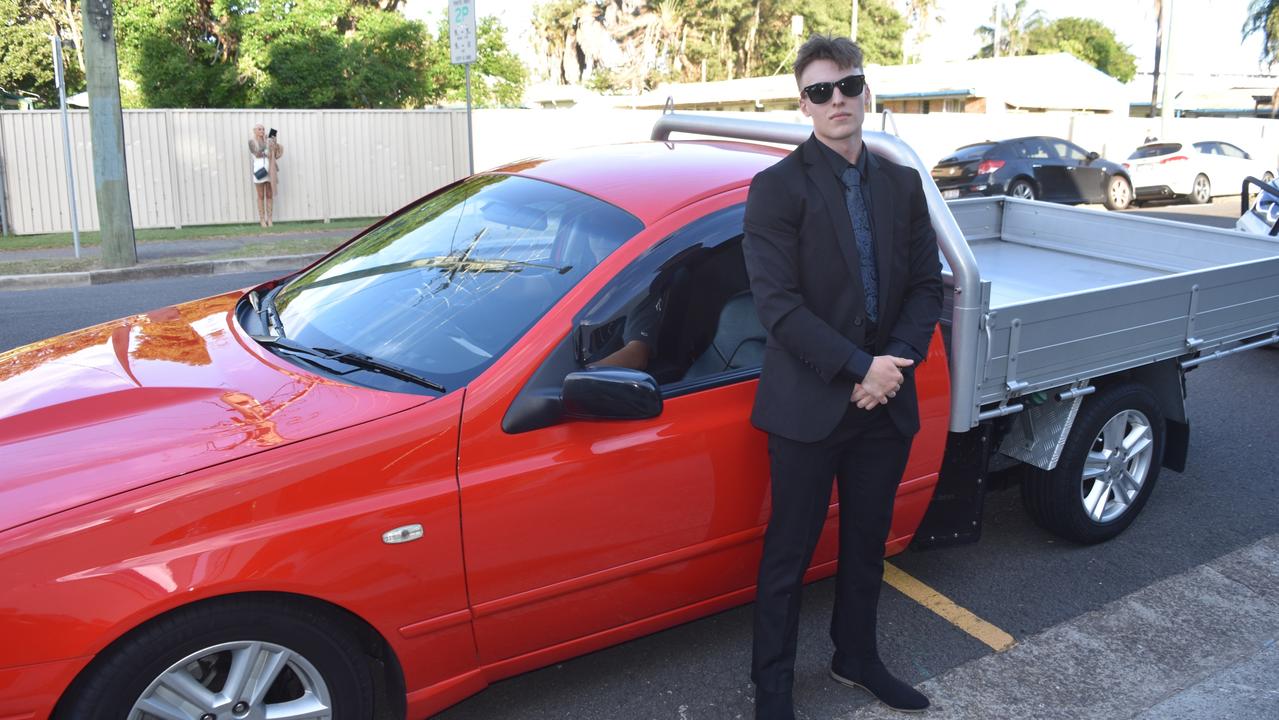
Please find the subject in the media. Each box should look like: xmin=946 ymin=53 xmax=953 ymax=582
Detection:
xmin=1149 ymin=0 xmax=1165 ymax=118
xmin=1159 ymin=0 xmax=1176 ymax=138
xmin=850 ymin=0 xmax=858 ymax=42
xmin=82 ymin=0 xmax=136 ymax=268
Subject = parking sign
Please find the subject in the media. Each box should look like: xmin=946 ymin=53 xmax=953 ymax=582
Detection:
xmin=450 ymin=0 xmax=477 ymax=65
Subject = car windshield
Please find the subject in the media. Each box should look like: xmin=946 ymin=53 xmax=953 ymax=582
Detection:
xmin=271 ymin=174 xmax=644 ymax=392
xmin=1129 ymin=143 xmax=1182 ymax=159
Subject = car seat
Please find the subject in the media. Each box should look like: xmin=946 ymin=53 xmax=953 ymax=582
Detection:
xmin=683 ymin=290 xmax=765 ymax=379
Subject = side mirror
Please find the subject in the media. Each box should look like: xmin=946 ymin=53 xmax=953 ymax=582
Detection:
xmin=562 ymin=367 xmax=662 ymax=421
xmin=1087 ymin=151 xmax=1100 ymax=162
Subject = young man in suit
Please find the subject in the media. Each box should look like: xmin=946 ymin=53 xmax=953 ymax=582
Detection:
xmin=743 ymin=35 xmax=944 ymax=718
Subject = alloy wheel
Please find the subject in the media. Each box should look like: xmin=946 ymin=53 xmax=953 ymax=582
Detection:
xmin=129 ymin=641 xmax=332 ymax=720
xmin=1193 ymin=175 xmax=1211 ymax=203
xmin=1110 ymin=178 xmax=1131 ymax=208
xmin=1079 ymin=409 xmax=1154 ymax=524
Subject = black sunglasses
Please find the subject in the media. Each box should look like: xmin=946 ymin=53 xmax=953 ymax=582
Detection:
xmin=802 ymin=74 xmax=866 ymax=104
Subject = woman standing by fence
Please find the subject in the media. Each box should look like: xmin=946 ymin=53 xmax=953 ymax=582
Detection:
xmin=249 ymin=124 xmax=284 ymax=227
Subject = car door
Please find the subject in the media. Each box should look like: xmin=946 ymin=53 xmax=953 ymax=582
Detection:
xmin=1218 ymin=142 xmax=1253 ymax=195
xmin=1193 ymin=141 xmax=1225 ymax=191
xmin=1019 ymin=137 xmax=1071 ymax=200
xmin=1049 ymin=138 xmax=1105 ymax=202
xmin=454 ymin=194 xmax=788 ymax=664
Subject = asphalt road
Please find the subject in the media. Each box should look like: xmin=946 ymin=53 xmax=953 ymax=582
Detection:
xmin=1 ymin=200 xmax=1275 ymax=719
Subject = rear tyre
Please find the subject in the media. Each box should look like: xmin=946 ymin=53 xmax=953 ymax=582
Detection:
xmin=1190 ymin=173 xmax=1212 ymax=204
xmin=1104 ymin=175 xmax=1133 ymax=210
xmin=1007 ymin=179 xmax=1037 ymax=201
xmin=56 ymin=597 xmax=376 ymax=720
xmin=1020 ymin=382 xmax=1164 ymax=544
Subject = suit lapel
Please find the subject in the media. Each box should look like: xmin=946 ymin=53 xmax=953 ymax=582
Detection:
xmin=866 ymin=152 xmax=894 ymax=326
xmin=802 ymin=137 xmax=865 ymax=305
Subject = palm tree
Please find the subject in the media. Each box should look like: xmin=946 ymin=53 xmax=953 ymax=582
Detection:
xmin=902 ymin=0 xmax=942 ymax=62
xmin=1242 ymin=0 xmax=1279 ymax=115
xmin=1243 ymin=0 xmax=1279 ymax=64
xmin=973 ymin=0 xmax=1044 ymax=59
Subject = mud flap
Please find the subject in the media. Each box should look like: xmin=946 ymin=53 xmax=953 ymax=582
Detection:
xmin=910 ymin=425 xmax=992 ymax=550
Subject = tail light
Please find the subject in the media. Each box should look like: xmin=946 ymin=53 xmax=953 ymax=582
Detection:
xmin=1160 ymin=155 xmax=1189 ymax=164
xmin=977 ymin=159 xmax=1005 ymax=175
xmin=1122 ymin=162 xmax=1130 ymax=169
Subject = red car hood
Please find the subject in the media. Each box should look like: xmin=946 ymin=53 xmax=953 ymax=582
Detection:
xmin=0 ymin=291 xmax=432 ymax=532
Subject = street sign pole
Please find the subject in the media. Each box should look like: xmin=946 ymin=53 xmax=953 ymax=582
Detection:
xmin=465 ymin=64 xmax=474 ymax=175
xmin=52 ymin=35 xmax=82 ymax=258
xmin=450 ymin=0 xmax=477 ymax=176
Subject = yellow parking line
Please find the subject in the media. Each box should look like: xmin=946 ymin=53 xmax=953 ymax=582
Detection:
xmin=883 ymin=562 xmax=1017 ymax=652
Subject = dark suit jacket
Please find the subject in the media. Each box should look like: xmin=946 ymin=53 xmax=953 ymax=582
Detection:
xmin=743 ymin=135 xmax=944 ymax=442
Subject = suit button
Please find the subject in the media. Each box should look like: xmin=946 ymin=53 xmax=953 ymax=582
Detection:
xmin=854 ymin=316 xmax=864 ymax=327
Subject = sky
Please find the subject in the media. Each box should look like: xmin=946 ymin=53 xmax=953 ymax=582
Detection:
xmin=403 ymin=0 xmax=1271 ymax=78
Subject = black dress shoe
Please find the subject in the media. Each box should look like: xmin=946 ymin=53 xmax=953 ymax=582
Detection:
xmin=754 ymin=687 xmax=796 ymax=720
xmin=830 ymin=661 xmax=930 ymax=713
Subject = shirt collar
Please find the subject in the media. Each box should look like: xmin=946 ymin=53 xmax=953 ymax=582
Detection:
xmin=815 ymin=137 xmax=870 ymax=181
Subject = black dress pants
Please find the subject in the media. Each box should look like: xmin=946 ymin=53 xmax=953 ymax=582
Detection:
xmin=751 ymin=402 xmax=913 ymax=697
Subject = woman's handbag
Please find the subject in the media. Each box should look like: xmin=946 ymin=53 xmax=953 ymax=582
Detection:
xmin=252 ymin=155 xmax=269 ymax=180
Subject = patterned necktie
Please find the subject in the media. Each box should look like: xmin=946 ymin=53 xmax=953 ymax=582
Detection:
xmin=841 ymin=166 xmax=879 ymax=323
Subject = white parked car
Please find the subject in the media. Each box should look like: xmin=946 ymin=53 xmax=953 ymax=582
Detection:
xmin=1124 ymin=140 xmax=1274 ymax=205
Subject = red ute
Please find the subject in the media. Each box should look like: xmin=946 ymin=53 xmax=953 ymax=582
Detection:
xmin=0 ymin=139 xmax=948 ymax=719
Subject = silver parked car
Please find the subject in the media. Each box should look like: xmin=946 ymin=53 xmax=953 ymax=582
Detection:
xmin=1124 ymin=140 xmax=1274 ymax=205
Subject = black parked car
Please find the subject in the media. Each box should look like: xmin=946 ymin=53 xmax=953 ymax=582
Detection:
xmin=931 ymin=136 xmax=1133 ymax=210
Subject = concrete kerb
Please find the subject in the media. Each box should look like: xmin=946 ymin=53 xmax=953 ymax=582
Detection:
xmin=0 ymin=253 xmax=326 ymax=292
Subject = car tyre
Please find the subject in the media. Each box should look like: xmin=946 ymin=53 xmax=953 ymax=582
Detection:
xmin=1190 ymin=173 xmax=1212 ymax=204
xmin=55 ymin=597 xmax=377 ymax=720
xmin=1020 ymin=382 xmax=1164 ymax=544
xmin=1104 ymin=175 xmax=1133 ymax=210
xmin=1007 ymin=178 xmax=1037 ymax=201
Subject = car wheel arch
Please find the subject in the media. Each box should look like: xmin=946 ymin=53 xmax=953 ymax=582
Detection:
xmin=52 ymin=590 xmax=408 ymax=720
xmin=1008 ymin=175 xmax=1039 ymax=199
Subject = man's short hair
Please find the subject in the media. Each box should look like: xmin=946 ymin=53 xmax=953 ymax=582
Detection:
xmin=793 ymin=35 xmax=864 ymax=85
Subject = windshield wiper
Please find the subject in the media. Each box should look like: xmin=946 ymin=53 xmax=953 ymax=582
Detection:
xmin=252 ymin=335 xmax=446 ymax=393
xmin=256 ymin=287 xmax=285 ymax=337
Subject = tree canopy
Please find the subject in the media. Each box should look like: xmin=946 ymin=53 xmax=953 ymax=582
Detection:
xmin=1026 ymin=17 xmax=1136 ymax=82
xmin=1 ymin=0 xmax=526 ymax=108
xmin=0 ymin=0 xmax=84 ymax=105
xmin=974 ymin=5 xmax=1136 ymax=83
xmin=530 ymin=0 xmax=905 ymax=93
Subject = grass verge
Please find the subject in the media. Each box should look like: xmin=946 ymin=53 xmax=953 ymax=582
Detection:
xmin=0 ymin=218 xmax=376 ymax=252
xmin=0 ymin=234 xmax=351 ymax=275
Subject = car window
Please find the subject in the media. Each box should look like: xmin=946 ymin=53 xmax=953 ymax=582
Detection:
xmin=1129 ymin=143 xmax=1182 ymax=159
xmin=1018 ymin=138 xmax=1057 ymax=160
xmin=1219 ymin=143 xmax=1249 ymax=159
xmin=271 ymin=175 xmax=643 ymax=393
xmin=945 ymin=143 xmax=997 ymax=162
xmin=575 ymin=205 xmax=759 ymax=392
xmin=1050 ymin=140 xmax=1089 ymax=162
